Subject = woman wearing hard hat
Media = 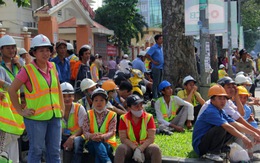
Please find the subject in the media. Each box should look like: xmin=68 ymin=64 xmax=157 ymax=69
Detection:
xmin=9 ymin=34 xmax=64 ymax=162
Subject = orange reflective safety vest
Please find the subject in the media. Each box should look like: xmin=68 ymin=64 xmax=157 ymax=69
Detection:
xmin=120 ymin=112 xmax=152 ymax=146
xmin=88 ymin=109 xmax=117 ymax=150
xmin=24 ymin=63 xmax=62 ymax=120
xmin=62 ymin=103 xmax=81 ymax=135
xmin=158 ymin=97 xmax=176 ymax=122
xmin=90 ymin=63 xmax=99 ymax=82
xmin=0 ymin=88 xmax=24 ymax=135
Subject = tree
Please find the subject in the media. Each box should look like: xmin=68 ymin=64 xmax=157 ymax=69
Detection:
xmin=0 ymin=0 xmax=30 ymax=7
xmin=160 ymin=0 xmax=198 ymax=89
xmin=241 ymin=0 xmax=260 ymax=50
xmin=95 ymin=0 xmax=147 ymax=53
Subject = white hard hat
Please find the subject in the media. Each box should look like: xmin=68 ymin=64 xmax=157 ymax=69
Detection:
xmin=183 ymin=75 xmax=196 ymax=85
xmin=91 ymin=88 xmax=108 ymax=100
xmin=138 ymin=51 xmax=146 ymax=57
xmin=66 ymin=43 xmax=74 ymax=50
xmin=18 ymin=48 xmax=28 ymax=56
xmin=0 ymin=35 xmax=16 ymax=48
xmin=31 ymin=34 xmax=52 ymax=49
xmin=245 ymin=76 xmax=252 ymax=85
xmin=236 ymin=71 xmax=245 ymax=76
xmin=95 ymin=53 xmax=99 ymax=57
xmin=80 ymin=44 xmax=91 ymax=50
xmin=123 ymin=54 xmax=129 ymax=59
xmin=219 ymin=64 xmax=225 ymax=69
xmin=235 ymin=75 xmax=248 ymax=85
xmin=80 ymin=78 xmax=97 ymax=92
xmin=61 ymin=82 xmax=74 ymax=94
xmin=141 ymin=85 xmax=146 ymax=94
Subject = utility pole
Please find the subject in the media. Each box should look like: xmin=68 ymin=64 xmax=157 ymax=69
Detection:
xmin=227 ymin=0 xmax=233 ymax=76
xmin=199 ymin=0 xmax=211 ymax=99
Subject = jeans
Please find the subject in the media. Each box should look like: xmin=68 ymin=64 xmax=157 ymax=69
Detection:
xmin=151 ymin=68 xmax=163 ymax=99
xmin=86 ymin=140 xmax=112 ymax=163
xmin=62 ymin=135 xmax=85 ymax=163
xmin=24 ymin=117 xmax=61 ymax=163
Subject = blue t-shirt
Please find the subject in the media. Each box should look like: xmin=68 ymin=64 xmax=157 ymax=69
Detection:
xmin=192 ymin=103 xmax=234 ymax=156
xmin=243 ymin=104 xmax=258 ymax=128
xmin=147 ymin=44 xmax=164 ymax=69
xmin=132 ymin=58 xmax=146 ymax=73
xmin=51 ymin=56 xmax=71 ymax=83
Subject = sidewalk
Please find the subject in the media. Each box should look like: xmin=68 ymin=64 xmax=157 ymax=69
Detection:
xmin=161 ymin=86 xmax=260 ymax=163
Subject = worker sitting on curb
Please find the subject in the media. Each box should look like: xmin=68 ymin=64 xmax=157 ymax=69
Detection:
xmin=82 ymin=88 xmax=117 ymax=163
xmin=193 ymin=84 xmax=260 ymax=162
xmin=155 ymin=80 xmax=194 ymax=134
xmin=114 ymin=94 xmax=162 ymax=163
xmin=177 ymin=75 xmax=205 ymax=123
xmin=60 ymin=82 xmax=86 ymax=163
xmin=218 ymin=64 xmax=228 ymax=79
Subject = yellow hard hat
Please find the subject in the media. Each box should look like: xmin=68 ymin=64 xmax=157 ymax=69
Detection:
xmin=237 ymin=86 xmax=250 ymax=96
xmin=102 ymin=80 xmax=118 ymax=91
xmin=208 ymin=84 xmax=228 ymax=98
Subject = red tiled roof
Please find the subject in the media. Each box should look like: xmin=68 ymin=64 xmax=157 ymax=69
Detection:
xmin=58 ymin=17 xmax=77 ymax=28
xmin=92 ymin=21 xmax=109 ymax=30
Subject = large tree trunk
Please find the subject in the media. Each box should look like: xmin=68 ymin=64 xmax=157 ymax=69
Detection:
xmin=161 ymin=0 xmax=198 ymax=89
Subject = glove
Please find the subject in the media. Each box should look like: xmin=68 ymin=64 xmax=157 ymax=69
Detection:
xmin=132 ymin=148 xmax=145 ymax=163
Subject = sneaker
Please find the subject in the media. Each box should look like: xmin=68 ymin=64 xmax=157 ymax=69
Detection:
xmin=203 ymin=153 xmax=223 ymax=162
xmin=159 ymin=129 xmax=173 ymax=136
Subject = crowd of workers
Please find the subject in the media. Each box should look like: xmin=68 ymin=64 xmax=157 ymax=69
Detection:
xmin=0 ymin=32 xmax=259 ymax=163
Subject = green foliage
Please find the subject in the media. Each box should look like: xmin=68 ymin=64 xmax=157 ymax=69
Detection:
xmin=241 ymin=0 xmax=260 ymax=50
xmin=95 ymin=0 xmax=148 ymax=53
xmin=0 ymin=0 xmax=30 ymax=7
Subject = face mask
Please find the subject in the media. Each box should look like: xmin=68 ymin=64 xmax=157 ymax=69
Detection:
xmin=131 ymin=110 xmax=143 ymax=117
xmin=93 ymin=106 xmax=106 ymax=114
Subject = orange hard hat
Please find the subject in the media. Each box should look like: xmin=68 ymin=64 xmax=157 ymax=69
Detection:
xmin=208 ymin=84 xmax=228 ymax=98
xmin=237 ymin=86 xmax=250 ymax=96
xmin=102 ymin=80 xmax=118 ymax=91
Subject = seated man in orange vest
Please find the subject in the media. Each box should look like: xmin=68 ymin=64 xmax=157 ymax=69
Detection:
xmin=155 ymin=80 xmax=194 ymax=133
xmin=82 ymin=88 xmax=117 ymax=163
xmin=114 ymin=94 xmax=162 ymax=163
xmin=60 ymin=82 xmax=86 ymax=163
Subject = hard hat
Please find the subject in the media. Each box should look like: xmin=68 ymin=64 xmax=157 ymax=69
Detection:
xmin=80 ymin=44 xmax=91 ymax=50
xmin=158 ymin=80 xmax=171 ymax=91
xmin=237 ymin=86 xmax=250 ymax=96
xmin=123 ymin=54 xmax=129 ymax=59
xmin=0 ymin=35 xmax=16 ymax=48
xmin=61 ymin=82 xmax=74 ymax=94
xmin=245 ymin=77 xmax=252 ymax=85
xmin=138 ymin=51 xmax=146 ymax=57
xmin=208 ymin=84 xmax=228 ymax=98
xmin=18 ymin=48 xmax=28 ymax=56
xmin=126 ymin=94 xmax=144 ymax=107
xmin=66 ymin=43 xmax=74 ymax=50
xmin=217 ymin=77 xmax=235 ymax=87
xmin=235 ymin=75 xmax=248 ymax=85
xmin=55 ymin=41 xmax=67 ymax=48
xmin=95 ymin=53 xmax=99 ymax=57
xmin=80 ymin=78 xmax=97 ymax=92
xmin=239 ymin=49 xmax=247 ymax=56
xmin=141 ymin=85 xmax=146 ymax=94
xmin=236 ymin=71 xmax=245 ymax=76
xmin=102 ymin=80 xmax=118 ymax=91
xmin=31 ymin=34 xmax=52 ymax=49
xmin=183 ymin=75 xmax=196 ymax=85
xmin=219 ymin=64 xmax=225 ymax=69
xmin=91 ymin=88 xmax=108 ymax=100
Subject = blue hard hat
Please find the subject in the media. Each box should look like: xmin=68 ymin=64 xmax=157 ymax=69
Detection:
xmin=158 ymin=80 xmax=171 ymax=91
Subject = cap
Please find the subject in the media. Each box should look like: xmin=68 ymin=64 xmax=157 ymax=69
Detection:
xmin=56 ymin=41 xmax=67 ymax=48
xmin=219 ymin=64 xmax=225 ymax=69
xmin=123 ymin=54 xmax=129 ymax=59
xmin=126 ymin=94 xmax=144 ymax=107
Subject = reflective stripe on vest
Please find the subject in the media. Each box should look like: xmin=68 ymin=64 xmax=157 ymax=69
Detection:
xmin=0 ymin=88 xmax=24 ymax=135
xmin=24 ymin=63 xmax=62 ymax=120
xmin=62 ymin=103 xmax=80 ymax=134
xmin=159 ymin=97 xmax=176 ymax=122
xmin=120 ymin=112 xmax=152 ymax=146
xmin=88 ymin=110 xmax=117 ymax=150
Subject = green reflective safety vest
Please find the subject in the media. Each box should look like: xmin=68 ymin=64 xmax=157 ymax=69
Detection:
xmin=158 ymin=97 xmax=176 ymax=122
xmin=120 ymin=112 xmax=152 ymax=146
xmin=24 ymin=63 xmax=62 ymax=120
